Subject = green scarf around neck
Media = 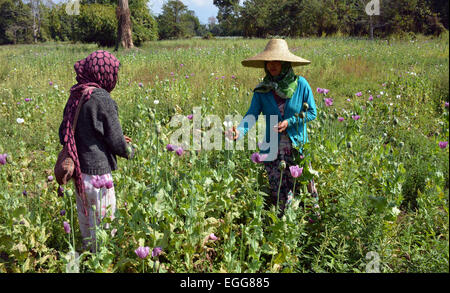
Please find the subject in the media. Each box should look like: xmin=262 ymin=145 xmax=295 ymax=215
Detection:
xmin=254 ymin=61 xmax=298 ymax=99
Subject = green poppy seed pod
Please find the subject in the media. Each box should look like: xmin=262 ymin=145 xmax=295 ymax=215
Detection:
xmin=393 ymin=118 xmax=399 ymax=125
xmin=279 ymin=160 xmax=286 ymax=170
xmin=347 ymin=142 xmax=352 ymax=149
xmin=303 ymin=102 xmax=309 ymax=111
xmin=399 ymin=141 xmax=404 ymax=148
xmin=156 ymin=123 xmax=162 ymax=134
xmin=66 ymin=189 xmax=74 ymax=197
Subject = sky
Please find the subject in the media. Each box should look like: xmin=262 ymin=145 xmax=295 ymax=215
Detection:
xmin=149 ymin=0 xmax=219 ymax=25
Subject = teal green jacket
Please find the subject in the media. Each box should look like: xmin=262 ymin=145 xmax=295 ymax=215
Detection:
xmin=237 ymin=76 xmax=317 ymax=154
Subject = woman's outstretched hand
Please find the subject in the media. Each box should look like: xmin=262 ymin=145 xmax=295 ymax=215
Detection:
xmin=124 ymin=135 xmax=132 ymax=143
xmin=274 ymin=120 xmax=288 ymax=133
xmin=225 ymin=126 xmax=240 ymax=140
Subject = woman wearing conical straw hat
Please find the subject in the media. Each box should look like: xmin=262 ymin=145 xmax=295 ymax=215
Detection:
xmin=226 ymin=39 xmax=320 ymax=218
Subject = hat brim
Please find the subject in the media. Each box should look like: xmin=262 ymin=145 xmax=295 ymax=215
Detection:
xmin=242 ymin=51 xmax=311 ymax=68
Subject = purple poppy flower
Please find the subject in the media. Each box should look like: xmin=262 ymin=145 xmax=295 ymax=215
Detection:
xmin=445 ymin=102 xmax=449 ymax=108
xmin=382 ymin=83 xmax=386 ymax=87
xmin=289 ymin=165 xmax=303 ymax=178
xmin=439 ymin=141 xmax=448 ymax=149
xmin=105 ymin=180 xmax=114 ymax=189
xmin=25 ymin=98 xmax=31 ymax=102
xmin=0 ymin=153 xmax=7 ymax=165
xmin=60 ymin=210 xmax=66 ymax=216
xmin=91 ymin=175 xmax=104 ymax=189
xmin=166 ymin=144 xmax=176 ymax=152
xmin=135 ymin=246 xmax=150 ymax=259
xmin=317 ymin=88 xmax=324 ymax=94
xmin=346 ymin=98 xmax=351 ymax=102
xmin=352 ymin=115 xmax=360 ymax=121
xmin=49 ymin=81 xmax=53 ymax=86
xmin=209 ymin=233 xmax=218 ymax=241
xmin=176 ymin=147 xmax=184 ymax=156
xmin=58 ymin=186 xmax=64 ymax=197
xmin=138 ymin=82 xmax=143 ymax=88
xmin=152 ymin=246 xmax=163 ymax=258
xmin=22 ymin=190 xmax=27 ymax=196
xmin=323 ymin=89 xmax=329 ymax=95
xmin=324 ymin=98 xmax=333 ymax=107
xmin=185 ymin=75 xmax=189 ymax=79
xmin=338 ymin=117 xmax=345 ymax=122
xmin=368 ymin=95 xmax=373 ymax=101
xmin=355 ymin=92 xmax=362 ymax=97
xmin=251 ymin=152 xmax=267 ymax=164
xmin=170 ymin=72 xmax=174 ymax=76
xmin=180 ymin=64 xmax=184 ymax=67
xmin=231 ymin=75 xmax=236 ymax=79
xmin=187 ymin=114 xmax=193 ymax=120
xmin=48 ymin=175 xmax=54 ymax=182
xmin=221 ymin=76 xmax=225 ymax=79
xmin=63 ymin=221 xmax=71 ymax=234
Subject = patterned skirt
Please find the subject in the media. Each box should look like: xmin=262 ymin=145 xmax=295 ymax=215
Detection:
xmin=75 ymin=173 xmax=117 ymax=252
xmin=263 ymin=133 xmax=320 ymax=218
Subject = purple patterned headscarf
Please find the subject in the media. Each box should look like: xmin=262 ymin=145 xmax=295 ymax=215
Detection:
xmin=61 ymin=50 xmax=120 ymax=216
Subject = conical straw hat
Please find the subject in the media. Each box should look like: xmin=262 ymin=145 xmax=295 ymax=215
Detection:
xmin=242 ymin=39 xmax=310 ymax=68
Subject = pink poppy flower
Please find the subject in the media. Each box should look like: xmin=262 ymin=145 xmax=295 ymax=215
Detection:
xmin=187 ymin=114 xmax=193 ymax=120
xmin=317 ymin=88 xmax=324 ymax=94
xmin=166 ymin=144 xmax=176 ymax=152
xmin=289 ymin=165 xmax=303 ymax=178
xmin=63 ymin=221 xmax=71 ymax=234
xmin=439 ymin=141 xmax=448 ymax=149
xmin=324 ymin=98 xmax=333 ymax=107
xmin=176 ymin=147 xmax=184 ymax=156
xmin=135 ymin=246 xmax=150 ymax=259
xmin=251 ymin=152 xmax=267 ymax=163
xmin=338 ymin=117 xmax=345 ymax=122
xmin=352 ymin=115 xmax=360 ymax=121
xmin=355 ymin=92 xmax=362 ymax=97
xmin=152 ymin=247 xmax=163 ymax=258
xmin=209 ymin=233 xmax=218 ymax=241
xmin=0 ymin=154 xmax=7 ymax=165
xmin=368 ymin=95 xmax=373 ymax=101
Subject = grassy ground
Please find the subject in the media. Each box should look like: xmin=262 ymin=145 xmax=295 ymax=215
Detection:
xmin=0 ymin=33 xmax=448 ymax=272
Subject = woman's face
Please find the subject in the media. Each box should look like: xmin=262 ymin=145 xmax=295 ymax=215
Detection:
xmin=266 ymin=61 xmax=282 ymax=77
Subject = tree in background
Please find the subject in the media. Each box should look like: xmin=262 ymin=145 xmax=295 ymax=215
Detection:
xmin=156 ymin=0 xmax=203 ymax=39
xmin=213 ymin=0 xmax=241 ymax=36
xmin=116 ymin=0 xmax=134 ymax=49
xmin=0 ymin=0 xmax=33 ymax=44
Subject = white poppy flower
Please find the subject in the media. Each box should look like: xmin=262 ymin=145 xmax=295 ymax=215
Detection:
xmin=16 ymin=118 xmax=24 ymax=124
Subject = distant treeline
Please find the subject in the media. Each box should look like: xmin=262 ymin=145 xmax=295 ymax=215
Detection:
xmin=0 ymin=0 xmax=448 ymax=46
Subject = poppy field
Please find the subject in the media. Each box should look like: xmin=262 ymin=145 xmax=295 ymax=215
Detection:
xmin=0 ymin=35 xmax=449 ymax=273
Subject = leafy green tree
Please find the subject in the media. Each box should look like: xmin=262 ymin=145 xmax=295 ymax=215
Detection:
xmin=213 ymin=0 xmax=241 ymax=36
xmin=157 ymin=0 xmax=202 ymax=39
xmin=0 ymin=0 xmax=33 ymax=44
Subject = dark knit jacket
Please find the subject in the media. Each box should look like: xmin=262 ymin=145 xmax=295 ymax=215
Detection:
xmin=59 ymin=88 xmax=133 ymax=175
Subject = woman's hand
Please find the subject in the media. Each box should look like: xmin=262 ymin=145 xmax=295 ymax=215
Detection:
xmin=124 ymin=135 xmax=132 ymax=143
xmin=225 ymin=126 xmax=240 ymax=140
xmin=274 ymin=120 xmax=289 ymax=133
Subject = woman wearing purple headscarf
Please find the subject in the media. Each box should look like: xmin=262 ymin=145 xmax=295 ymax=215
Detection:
xmin=59 ymin=50 xmax=134 ymax=252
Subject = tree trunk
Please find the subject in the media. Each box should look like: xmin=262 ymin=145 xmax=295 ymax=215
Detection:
xmin=115 ymin=0 xmax=134 ymax=51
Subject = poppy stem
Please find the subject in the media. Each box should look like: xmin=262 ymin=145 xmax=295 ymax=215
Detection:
xmin=276 ymin=171 xmax=283 ymax=214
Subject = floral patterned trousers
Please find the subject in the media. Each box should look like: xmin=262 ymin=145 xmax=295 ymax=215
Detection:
xmin=263 ymin=138 xmax=319 ymax=218
xmin=75 ymin=173 xmax=117 ymax=252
